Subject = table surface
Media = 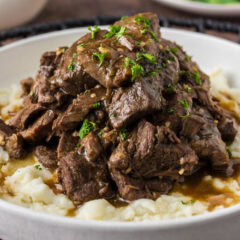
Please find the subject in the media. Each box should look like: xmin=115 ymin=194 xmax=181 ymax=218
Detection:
xmin=24 ymin=0 xmax=239 ymax=43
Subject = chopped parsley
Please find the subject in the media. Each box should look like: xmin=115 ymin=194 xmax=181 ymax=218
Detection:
xmin=124 ymin=57 xmax=144 ymax=81
xmin=88 ymin=25 xmax=101 ymax=39
xmin=120 ymin=128 xmax=128 ymax=141
xmin=168 ymin=48 xmax=178 ymax=54
xmin=92 ymin=102 xmax=101 ymax=108
xmin=98 ymin=130 xmax=105 ymax=136
xmin=105 ymin=25 xmax=126 ymax=39
xmin=149 ymin=72 xmax=157 ymax=77
xmin=92 ymin=52 xmax=105 ymax=66
xmin=136 ymin=53 xmax=157 ymax=65
xmin=179 ymin=99 xmax=189 ymax=110
xmin=79 ymin=120 xmax=96 ymax=139
xmin=77 ymin=43 xmax=86 ymax=47
xmin=76 ymin=143 xmax=81 ymax=148
xmin=168 ymin=83 xmax=176 ymax=91
xmin=140 ymin=29 xmax=147 ymax=35
xmin=185 ymin=56 xmax=191 ymax=62
xmin=168 ymin=107 xmax=175 ymax=114
xmin=121 ymin=16 xmax=128 ymax=21
xmin=67 ymin=61 xmax=75 ymax=71
xmin=226 ymin=143 xmax=233 ymax=159
xmin=134 ymin=16 xmax=151 ymax=28
xmin=181 ymin=200 xmax=195 ymax=205
xmin=30 ymin=91 xmax=34 ymax=96
xmin=149 ymin=30 xmax=159 ymax=41
xmin=73 ymin=52 xmax=77 ymax=57
xmin=194 ymin=71 xmax=202 ymax=86
xmin=34 ymin=164 xmax=42 ymax=170
xmin=115 ymin=26 xmax=126 ymax=39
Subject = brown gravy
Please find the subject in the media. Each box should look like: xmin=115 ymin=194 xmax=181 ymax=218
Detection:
xmin=175 ymin=168 xmax=240 ymax=211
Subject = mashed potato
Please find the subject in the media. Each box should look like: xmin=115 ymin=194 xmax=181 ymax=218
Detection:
xmin=0 ymin=70 xmax=240 ymax=221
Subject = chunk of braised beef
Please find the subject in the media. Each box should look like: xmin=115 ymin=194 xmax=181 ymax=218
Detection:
xmin=53 ymin=86 xmax=106 ymax=132
xmin=191 ymin=107 xmax=230 ymax=172
xmin=9 ymin=104 xmax=45 ymax=130
xmin=107 ymin=75 xmax=164 ymax=129
xmin=60 ymin=132 xmax=114 ymax=204
xmin=21 ymin=110 xmax=56 ymax=143
xmin=108 ymin=120 xmax=198 ymax=200
xmin=20 ymin=77 xmax=34 ymax=95
xmin=0 ymin=119 xmax=26 ymax=159
xmin=34 ymin=145 xmax=58 ymax=169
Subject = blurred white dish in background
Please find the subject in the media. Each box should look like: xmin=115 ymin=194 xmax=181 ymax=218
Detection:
xmin=0 ymin=0 xmax=48 ymax=30
xmin=153 ymin=0 xmax=240 ymax=17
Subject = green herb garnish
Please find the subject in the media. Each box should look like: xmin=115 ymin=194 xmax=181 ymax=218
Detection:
xmin=105 ymin=26 xmax=126 ymax=39
xmin=67 ymin=61 xmax=75 ymax=71
xmin=121 ymin=16 xmax=128 ymax=21
xmin=124 ymin=57 xmax=144 ymax=81
xmin=226 ymin=146 xmax=232 ymax=159
xmin=168 ymin=48 xmax=178 ymax=54
xmin=120 ymin=128 xmax=128 ymax=140
xmin=98 ymin=130 xmax=105 ymax=136
xmin=34 ymin=164 xmax=42 ymax=170
xmin=30 ymin=91 xmax=34 ymax=96
xmin=180 ymin=99 xmax=189 ymax=109
xmin=168 ymin=107 xmax=175 ymax=114
xmin=136 ymin=53 xmax=157 ymax=65
xmin=93 ymin=102 xmax=101 ymax=108
xmin=185 ymin=56 xmax=191 ymax=62
xmin=79 ymin=120 xmax=96 ymax=139
xmin=88 ymin=25 xmax=101 ymax=39
xmin=168 ymin=83 xmax=176 ymax=91
xmin=195 ymin=71 xmax=202 ymax=86
xmin=73 ymin=52 xmax=77 ymax=57
xmin=92 ymin=52 xmax=105 ymax=66
xmin=149 ymin=30 xmax=159 ymax=41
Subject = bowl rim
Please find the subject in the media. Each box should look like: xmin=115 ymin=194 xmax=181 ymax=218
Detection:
xmin=0 ymin=27 xmax=240 ymax=230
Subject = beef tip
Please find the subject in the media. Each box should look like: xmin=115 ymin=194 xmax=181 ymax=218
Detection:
xmin=57 ymin=132 xmax=78 ymax=160
xmin=195 ymin=87 xmax=237 ymax=141
xmin=158 ymin=87 xmax=192 ymax=132
xmin=0 ymin=119 xmax=26 ymax=159
xmin=53 ymin=31 xmax=106 ymax=96
xmin=9 ymin=104 xmax=45 ymax=130
xmin=34 ymin=145 xmax=58 ymax=169
xmin=191 ymin=107 xmax=230 ymax=171
xmin=60 ymin=132 xmax=114 ymax=204
xmin=107 ymin=75 xmax=164 ymax=129
xmin=76 ymin=13 xmax=160 ymax=88
xmin=53 ymin=86 xmax=106 ymax=132
xmin=181 ymin=114 xmax=206 ymax=138
xmin=218 ymin=116 xmax=238 ymax=142
xmin=20 ymin=77 xmax=34 ymax=95
xmin=108 ymin=120 xmax=198 ymax=200
xmin=21 ymin=110 xmax=56 ymax=143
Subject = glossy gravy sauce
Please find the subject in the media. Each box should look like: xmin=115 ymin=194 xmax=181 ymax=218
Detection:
xmin=175 ymin=167 xmax=240 ymax=211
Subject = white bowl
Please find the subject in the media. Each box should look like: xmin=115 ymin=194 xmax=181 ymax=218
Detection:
xmin=153 ymin=0 xmax=240 ymax=17
xmin=0 ymin=0 xmax=48 ymax=30
xmin=0 ymin=27 xmax=240 ymax=240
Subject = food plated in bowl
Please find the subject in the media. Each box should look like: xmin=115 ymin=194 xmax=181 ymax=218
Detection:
xmin=0 ymin=12 xmax=240 ymax=240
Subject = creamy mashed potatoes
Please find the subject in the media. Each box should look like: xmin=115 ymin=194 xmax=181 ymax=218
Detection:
xmin=0 ymin=71 xmax=240 ymax=221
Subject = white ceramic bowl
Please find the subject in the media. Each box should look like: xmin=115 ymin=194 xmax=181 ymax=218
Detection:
xmin=0 ymin=0 xmax=48 ymax=30
xmin=0 ymin=28 xmax=240 ymax=240
xmin=153 ymin=0 xmax=240 ymax=17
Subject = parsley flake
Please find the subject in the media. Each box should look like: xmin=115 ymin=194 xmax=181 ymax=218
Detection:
xmin=168 ymin=107 xmax=175 ymax=114
xmin=88 ymin=25 xmax=101 ymax=39
xmin=98 ymin=130 xmax=105 ymax=136
xmin=179 ymin=99 xmax=189 ymax=110
xmin=115 ymin=26 xmax=126 ymax=39
xmin=185 ymin=56 xmax=191 ymax=62
xmin=168 ymin=48 xmax=178 ymax=54
xmin=105 ymin=26 xmax=126 ymax=39
xmin=93 ymin=102 xmax=101 ymax=108
xmin=34 ymin=164 xmax=42 ymax=170
xmin=121 ymin=16 xmax=128 ymax=21
xmin=136 ymin=53 xmax=157 ymax=65
xmin=124 ymin=57 xmax=144 ymax=81
xmin=67 ymin=61 xmax=75 ymax=71
xmin=92 ymin=52 xmax=105 ymax=66
xmin=120 ymin=128 xmax=128 ymax=141
xmin=195 ymin=71 xmax=202 ymax=86
xmin=79 ymin=120 xmax=96 ymax=139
